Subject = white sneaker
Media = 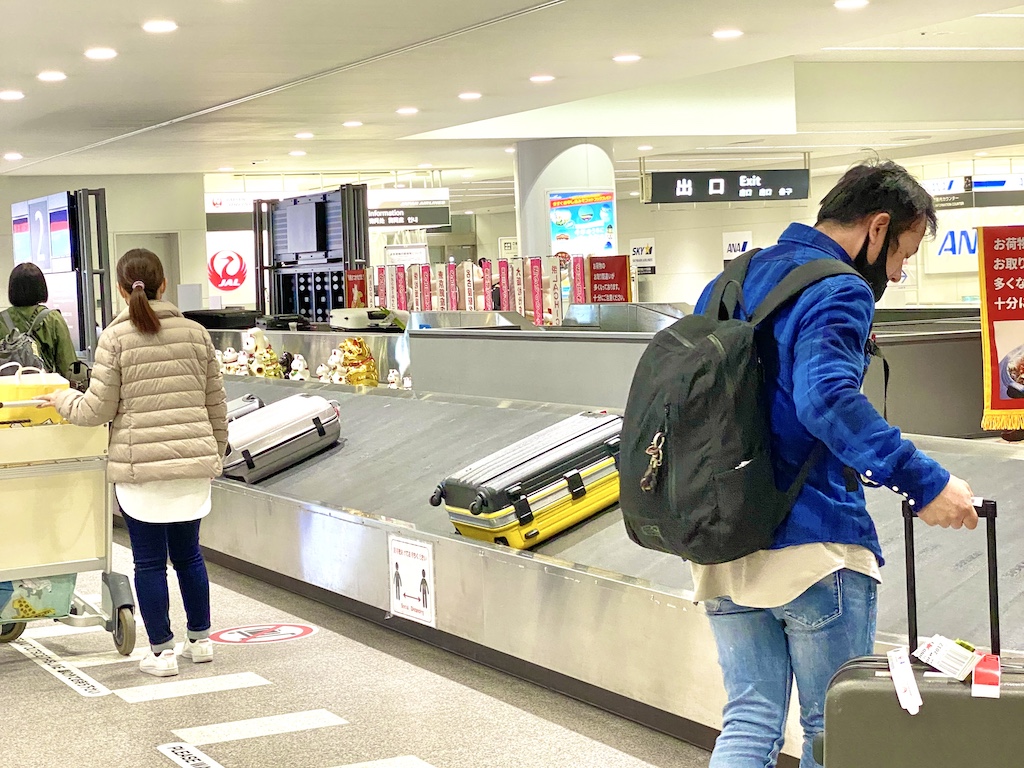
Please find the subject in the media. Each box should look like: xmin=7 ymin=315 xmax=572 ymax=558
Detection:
xmin=140 ymin=649 xmax=178 ymax=677
xmin=181 ymin=638 xmax=214 ymax=663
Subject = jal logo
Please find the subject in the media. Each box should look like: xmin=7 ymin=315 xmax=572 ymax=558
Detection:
xmin=937 ymin=229 xmax=978 ymax=257
xmin=208 ymin=250 xmax=247 ymax=291
xmin=726 ymin=241 xmax=749 ymax=254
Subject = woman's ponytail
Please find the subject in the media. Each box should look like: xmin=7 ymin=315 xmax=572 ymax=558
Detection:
xmin=117 ymin=249 xmax=164 ymax=335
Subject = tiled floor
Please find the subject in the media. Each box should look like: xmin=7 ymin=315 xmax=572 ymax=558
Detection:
xmin=0 ymin=530 xmax=711 ymax=768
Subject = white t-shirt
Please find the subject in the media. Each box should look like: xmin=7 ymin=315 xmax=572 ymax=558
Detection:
xmin=115 ymin=478 xmax=212 ymax=524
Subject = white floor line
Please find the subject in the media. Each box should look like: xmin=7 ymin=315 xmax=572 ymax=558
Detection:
xmin=328 ymin=759 xmax=436 ymax=768
xmin=24 ymin=622 xmax=106 ymax=639
xmin=172 ymin=709 xmax=348 ymax=746
xmin=72 ymin=646 xmax=151 ymax=668
xmin=9 ymin=637 xmax=111 ymax=697
xmin=115 ymin=671 xmax=270 ymax=703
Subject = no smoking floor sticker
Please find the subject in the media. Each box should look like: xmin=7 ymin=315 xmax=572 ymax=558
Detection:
xmin=209 ymin=623 xmax=318 ymax=645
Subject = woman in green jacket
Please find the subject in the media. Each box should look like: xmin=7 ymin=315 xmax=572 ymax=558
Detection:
xmin=2 ymin=263 xmax=79 ymax=376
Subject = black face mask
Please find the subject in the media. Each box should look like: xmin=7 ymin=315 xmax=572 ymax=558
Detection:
xmin=852 ymin=228 xmax=893 ymax=302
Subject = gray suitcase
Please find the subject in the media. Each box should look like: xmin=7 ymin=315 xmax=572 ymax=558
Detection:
xmin=223 ymin=393 xmax=340 ymax=484
xmin=226 ymin=393 xmax=264 ymax=422
xmin=817 ymin=499 xmax=1024 ymax=766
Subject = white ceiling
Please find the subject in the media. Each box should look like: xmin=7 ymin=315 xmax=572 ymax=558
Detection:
xmin=2 ymin=0 xmax=1023 ymax=213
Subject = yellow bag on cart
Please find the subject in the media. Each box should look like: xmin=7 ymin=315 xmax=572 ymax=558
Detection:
xmin=0 ymin=364 xmax=69 ymax=428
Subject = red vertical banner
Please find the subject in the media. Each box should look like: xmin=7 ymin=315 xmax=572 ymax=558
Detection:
xmin=482 ymin=260 xmax=494 ymax=311
xmin=498 ymin=260 xmax=511 ymax=311
xmin=446 ymin=263 xmax=459 ymax=310
xmin=434 ymin=263 xmax=447 ymax=311
xmin=529 ymin=257 xmax=545 ymax=326
xmin=345 ymin=270 xmax=368 ymax=308
xmin=420 ymin=265 xmax=433 ymax=312
xmin=978 ymin=225 xmax=1024 ymax=431
xmin=376 ymin=266 xmax=387 ymax=308
xmin=395 ymin=265 xmax=408 ymax=311
xmin=571 ymin=256 xmax=587 ymax=304
xmin=587 ymin=255 xmax=631 ymax=303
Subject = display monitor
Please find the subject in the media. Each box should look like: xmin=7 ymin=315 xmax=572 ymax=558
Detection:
xmin=43 ymin=271 xmax=84 ymax=353
xmin=11 ymin=192 xmax=76 ymax=274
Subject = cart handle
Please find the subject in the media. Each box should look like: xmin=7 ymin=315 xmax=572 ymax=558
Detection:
xmin=0 ymin=399 xmax=49 ymax=410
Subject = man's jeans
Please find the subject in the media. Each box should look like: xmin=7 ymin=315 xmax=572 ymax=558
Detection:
xmin=705 ymin=569 xmax=877 ymax=768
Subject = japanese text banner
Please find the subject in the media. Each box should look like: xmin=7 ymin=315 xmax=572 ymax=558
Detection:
xmin=978 ymin=226 xmax=1024 ymax=430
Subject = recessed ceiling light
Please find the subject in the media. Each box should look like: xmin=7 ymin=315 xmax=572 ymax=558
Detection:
xmin=218 ymin=166 xmax=234 ymax=172
xmin=294 ymin=132 xmax=314 ymax=139
xmin=85 ymin=47 xmax=118 ymax=60
xmin=342 ymin=120 xmax=363 ymax=128
xmin=0 ymin=90 xmax=25 ymax=101
xmin=530 ymin=75 xmax=555 ymax=83
xmin=505 ymin=147 xmax=516 ymax=154
xmin=396 ymin=107 xmax=419 ymax=115
xmin=629 ymin=191 xmax=640 ymax=197
xmin=458 ymin=92 xmax=482 ymax=100
xmin=612 ymin=54 xmax=642 ymax=63
xmin=712 ymin=29 xmax=744 ymax=40
xmin=975 ymin=152 xmax=990 ymax=157
xmin=3 ymin=152 xmax=23 ymax=161
xmin=37 ymin=71 xmax=67 ymax=82
xmin=834 ymin=0 xmax=869 ymax=9
xmin=464 ymin=210 xmax=475 ymax=215
xmin=288 ymin=150 xmax=307 ymax=157
xmin=142 ymin=19 xmax=178 ymax=33
xmin=637 ymin=145 xmax=653 ymax=151
xmin=418 ymin=163 xmax=433 ymax=169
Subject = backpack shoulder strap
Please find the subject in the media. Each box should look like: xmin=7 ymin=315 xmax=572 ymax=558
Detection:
xmin=25 ymin=307 xmax=54 ymax=337
xmin=705 ymin=248 xmax=762 ymax=320
xmin=750 ymin=258 xmax=863 ymax=327
xmin=0 ymin=309 xmax=13 ymax=334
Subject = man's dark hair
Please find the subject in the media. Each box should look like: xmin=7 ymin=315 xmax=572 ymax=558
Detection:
xmin=8 ymin=262 xmax=49 ymax=307
xmin=817 ymin=160 xmax=938 ymax=240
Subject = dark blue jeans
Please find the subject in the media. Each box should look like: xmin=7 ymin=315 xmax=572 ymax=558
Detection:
xmin=122 ymin=513 xmax=211 ymax=649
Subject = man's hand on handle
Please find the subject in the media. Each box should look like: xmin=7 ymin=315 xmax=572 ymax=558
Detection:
xmin=917 ymin=476 xmax=979 ymax=530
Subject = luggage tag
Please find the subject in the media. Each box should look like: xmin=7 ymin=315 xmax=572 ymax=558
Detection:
xmin=972 ymin=654 xmax=1001 ymax=699
xmin=887 ymin=647 xmax=922 ymax=715
xmin=914 ymin=635 xmax=982 ymax=681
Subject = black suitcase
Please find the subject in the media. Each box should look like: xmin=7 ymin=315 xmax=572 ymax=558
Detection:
xmin=816 ymin=499 xmax=1024 ymax=766
xmin=428 ymin=412 xmax=621 ymax=549
xmin=183 ymin=309 xmax=262 ymax=330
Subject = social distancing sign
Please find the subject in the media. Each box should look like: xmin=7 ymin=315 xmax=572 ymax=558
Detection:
xmin=209 ymin=624 xmax=317 ymax=644
xmin=388 ymin=535 xmax=436 ymax=628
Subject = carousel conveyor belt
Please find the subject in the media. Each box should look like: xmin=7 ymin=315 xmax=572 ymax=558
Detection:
xmin=221 ymin=378 xmax=1024 ymax=653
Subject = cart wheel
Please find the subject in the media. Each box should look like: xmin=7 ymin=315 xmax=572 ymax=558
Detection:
xmin=0 ymin=622 xmax=26 ymax=643
xmin=112 ymin=607 xmax=136 ymax=656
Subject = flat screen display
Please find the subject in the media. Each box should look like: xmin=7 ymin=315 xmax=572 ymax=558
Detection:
xmin=11 ymin=192 xmax=75 ymax=274
xmin=43 ymin=271 xmax=83 ymax=352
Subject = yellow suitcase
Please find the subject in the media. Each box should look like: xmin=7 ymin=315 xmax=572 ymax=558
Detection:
xmin=429 ymin=412 xmax=622 ymax=549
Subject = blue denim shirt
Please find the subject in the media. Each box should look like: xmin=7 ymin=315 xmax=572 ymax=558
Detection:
xmin=695 ymin=223 xmax=950 ymax=564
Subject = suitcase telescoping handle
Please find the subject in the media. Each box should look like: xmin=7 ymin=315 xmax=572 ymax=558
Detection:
xmin=903 ymin=499 xmax=999 ymax=656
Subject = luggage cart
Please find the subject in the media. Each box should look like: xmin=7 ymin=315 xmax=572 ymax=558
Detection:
xmin=0 ymin=404 xmax=136 ymax=654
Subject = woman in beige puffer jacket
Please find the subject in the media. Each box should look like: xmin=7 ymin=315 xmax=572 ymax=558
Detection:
xmin=42 ymin=248 xmax=228 ymax=678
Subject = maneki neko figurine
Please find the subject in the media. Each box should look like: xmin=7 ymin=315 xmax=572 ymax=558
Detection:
xmin=242 ymin=327 xmax=284 ymax=379
xmin=387 ymin=369 xmax=400 ymax=389
xmin=316 ymin=363 xmax=333 ymax=383
xmin=220 ymin=347 xmax=246 ymax=376
xmin=289 ymin=355 xmax=310 ymax=381
xmin=339 ymin=337 xmax=378 ymax=388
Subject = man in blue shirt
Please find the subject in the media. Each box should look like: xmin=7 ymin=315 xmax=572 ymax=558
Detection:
xmin=692 ymin=162 xmax=978 ymax=768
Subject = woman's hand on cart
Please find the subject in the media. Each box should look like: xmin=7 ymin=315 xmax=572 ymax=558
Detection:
xmin=34 ymin=392 xmax=59 ymax=408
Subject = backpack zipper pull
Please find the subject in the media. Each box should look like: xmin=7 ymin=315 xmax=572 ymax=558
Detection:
xmin=640 ymin=431 xmax=665 ymax=493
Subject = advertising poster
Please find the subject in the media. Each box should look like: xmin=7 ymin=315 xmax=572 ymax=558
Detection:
xmin=445 ymin=263 xmax=459 ymax=310
xmin=395 ymin=265 xmax=408 ymax=311
xmin=376 ymin=266 xmax=388 ymax=309
xmin=434 ymin=263 xmax=447 ymax=311
xmin=630 ymin=237 xmax=657 ymax=276
xmin=482 ymin=260 xmax=494 ymax=311
xmin=571 ymin=256 xmax=588 ymax=303
xmin=548 ymin=191 xmax=616 ymax=257
xmin=511 ymin=258 xmax=526 ymax=316
xmin=978 ymin=226 xmax=1024 ymax=430
xmin=498 ymin=259 xmax=511 ymax=312
xmin=344 ymin=269 xmax=368 ymax=308
xmin=588 ymin=255 xmax=631 ymax=303
xmin=420 ymin=265 xmax=433 ymax=311
xmin=529 ymin=257 xmax=545 ymax=326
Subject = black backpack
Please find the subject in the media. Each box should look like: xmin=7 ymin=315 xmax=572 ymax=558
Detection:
xmin=0 ymin=307 xmax=52 ymax=375
xmin=620 ymin=250 xmax=862 ymax=565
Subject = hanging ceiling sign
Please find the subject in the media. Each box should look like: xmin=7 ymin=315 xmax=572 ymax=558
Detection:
xmin=922 ymin=177 xmax=975 ymax=210
xmin=646 ymin=170 xmax=810 ymax=204
xmin=367 ymin=188 xmax=451 ymax=228
xmin=974 ymin=175 xmax=1024 ymax=209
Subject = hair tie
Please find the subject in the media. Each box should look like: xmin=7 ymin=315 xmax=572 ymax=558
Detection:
xmin=131 ymin=281 xmax=145 ymax=291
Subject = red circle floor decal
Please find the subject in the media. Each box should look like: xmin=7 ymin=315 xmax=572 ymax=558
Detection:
xmin=209 ymin=623 xmax=318 ymax=644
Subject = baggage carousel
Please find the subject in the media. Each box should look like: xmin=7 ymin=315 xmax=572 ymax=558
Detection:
xmin=203 ymin=377 xmax=1024 ymax=759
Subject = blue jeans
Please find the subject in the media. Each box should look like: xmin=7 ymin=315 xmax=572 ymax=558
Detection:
xmin=705 ymin=569 xmax=877 ymax=768
xmin=122 ymin=513 xmax=211 ymax=650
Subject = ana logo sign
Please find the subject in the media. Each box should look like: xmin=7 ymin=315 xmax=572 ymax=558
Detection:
xmin=208 ymin=250 xmax=248 ymax=291
xmin=937 ymin=229 xmax=978 ymax=257
xmin=725 ymin=240 xmax=749 ymax=254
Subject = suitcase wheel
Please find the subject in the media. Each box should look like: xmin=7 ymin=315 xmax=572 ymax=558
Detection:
xmin=469 ymin=492 xmax=487 ymax=515
xmin=494 ymin=537 xmax=509 ymax=546
xmin=429 ymin=485 xmax=444 ymax=507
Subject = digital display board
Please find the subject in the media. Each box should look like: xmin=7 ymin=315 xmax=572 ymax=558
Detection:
xmin=11 ymin=192 xmax=75 ymax=273
xmin=647 ymin=170 xmax=810 ymax=204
